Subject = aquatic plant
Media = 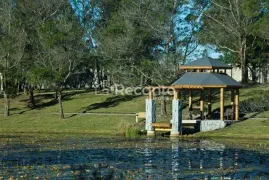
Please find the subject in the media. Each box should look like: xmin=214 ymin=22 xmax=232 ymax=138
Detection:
xmin=117 ymin=120 xmax=143 ymax=138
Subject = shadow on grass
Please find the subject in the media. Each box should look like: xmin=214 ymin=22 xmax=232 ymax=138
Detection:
xmin=80 ymin=95 xmax=141 ymax=113
xmin=13 ymin=90 xmax=91 ymax=113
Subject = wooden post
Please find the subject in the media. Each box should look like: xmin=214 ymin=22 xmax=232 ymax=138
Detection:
xmin=231 ymin=89 xmax=235 ymax=120
xmin=224 ymin=69 xmax=227 ymax=74
xmin=220 ymin=88 xmax=224 ymax=120
xmin=149 ymin=90 xmax=154 ymax=99
xmin=208 ymin=89 xmax=212 ymax=119
xmin=174 ymin=89 xmax=180 ymax=100
xmin=235 ymin=89 xmax=239 ymax=120
xmin=189 ymin=91 xmax=192 ymax=111
xmin=200 ymin=90 xmax=204 ymax=120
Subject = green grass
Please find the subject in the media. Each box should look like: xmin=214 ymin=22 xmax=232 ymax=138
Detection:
xmin=0 ymin=84 xmax=268 ymax=138
xmin=192 ymin=118 xmax=269 ymax=139
xmin=0 ymin=113 xmax=136 ymax=134
xmin=0 ymin=91 xmax=144 ymax=135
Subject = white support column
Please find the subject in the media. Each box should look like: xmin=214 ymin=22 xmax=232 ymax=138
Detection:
xmin=0 ymin=73 xmax=3 ymax=91
xmin=170 ymin=99 xmax=182 ymax=137
xmin=220 ymin=88 xmax=224 ymax=120
xmin=145 ymin=99 xmax=156 ymax=136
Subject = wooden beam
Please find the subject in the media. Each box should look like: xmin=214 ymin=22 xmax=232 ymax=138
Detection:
xmin=151 ymin=123 xmax=171 ymax=128
xmin=220 ymin=88 xmax=224 ymax=120
xmin=200 ymin=90 xmax=204 ymax=120
xmin=208 ymin=89 xmax=212 ymax=119
xmin=235 ymin=89 xmax=239 ymax=120
xmin=231 ymin=89 xmax=235 ymax=120
xmin=189 ymin=91 xmax=193 ymax=111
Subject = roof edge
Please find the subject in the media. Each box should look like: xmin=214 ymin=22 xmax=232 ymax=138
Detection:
xmin=180 ymin=66 xmax=232 ymax=70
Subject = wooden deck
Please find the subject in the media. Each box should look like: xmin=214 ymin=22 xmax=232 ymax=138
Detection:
xmin=151 ymin=120 xmax=199 ymax=132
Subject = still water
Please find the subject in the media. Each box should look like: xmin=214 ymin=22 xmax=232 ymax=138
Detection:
xmin=0 ymin=135 xmax=268 ymax=179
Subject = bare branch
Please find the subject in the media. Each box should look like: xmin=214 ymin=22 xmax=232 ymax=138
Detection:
xmin=216 ymin=41 xmax=239 ymax=53
xmin=205 ymin=14 xmax=240 ymax=36
xmin=211 ymin=0 xmax=230 ymax=11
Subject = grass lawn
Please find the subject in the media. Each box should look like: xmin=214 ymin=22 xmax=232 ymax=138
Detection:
xmin=0 ymin=84 xmax=268 ymax=138
xmin=192 ymin=118 xmax=269 ymax=139
xmin=0 ymin=91 xmax=144 ymax=135
xmin=0 ymin=113 xmax=135 ymax=134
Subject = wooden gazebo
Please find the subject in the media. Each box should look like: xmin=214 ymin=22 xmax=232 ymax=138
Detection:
xmin=172 ymin=56 xmax=241 ymax=120
xmin=145 ymin=56 xmax=242 ymax=136
xmin=170 ymin=56 xmax=240 ymax=120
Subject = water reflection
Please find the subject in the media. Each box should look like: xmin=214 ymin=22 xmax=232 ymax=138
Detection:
xmin=0 ymin=136 xmax=268 ymax=179
xmin=143 ymin=138 xmax=154 ymax=176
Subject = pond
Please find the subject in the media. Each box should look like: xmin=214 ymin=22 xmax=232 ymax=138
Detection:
xmin=0 ymin=135 xmax=268 ymax=179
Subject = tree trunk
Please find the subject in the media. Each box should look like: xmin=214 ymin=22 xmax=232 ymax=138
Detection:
xmin=23 ymin=85 xmax=28 ymax=95
xmin=251 ymin=65 xmax=257 ymax=83
xmin=240 ymin=38 xmax=248 ymax=84
xmin=54 ymin=91 xmax=58 ymax=100
xmin=262 ymin=64 xmax=268 ymax=84
xmin=140 ymin=74 xmax=144 ymax=87
xmin=58 ymin=91 xmax=65 ymax=119
xmin=17 ymin=83 xmax=20 ymax=96
xmin=3 ymin=92 xmax=9 ymax=117
xmin=161 ymin=94 xmax=167 ymax=117
xmin=28 ymin=86 xmax=35 ymax=108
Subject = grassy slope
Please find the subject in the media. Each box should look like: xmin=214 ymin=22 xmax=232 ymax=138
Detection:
xmin=0 ymin=85 xmax=268 ymax=137
xmin=193 ymin=118 xmax=269 ymax=139
xmin=0 ymin=91 xmax=145 ymax=134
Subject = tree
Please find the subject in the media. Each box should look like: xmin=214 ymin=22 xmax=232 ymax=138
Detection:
xmin=246 ymin=36 xmax=269 ymax=83
xmin=0 ymin=0 xmax=26 ymax=116
xmin=36 ymin=0 xmax=86 ymax=119
xmin=15 ymin=0 xmax=47 ymax=108
xmin=197 ymin=0 xmax=268 ymax=84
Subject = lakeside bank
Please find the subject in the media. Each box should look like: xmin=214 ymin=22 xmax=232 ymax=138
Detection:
xmin=0 ymin=85 xmax=268 ymax=139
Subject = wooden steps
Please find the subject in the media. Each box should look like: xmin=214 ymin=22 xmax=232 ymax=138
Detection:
xmin=150 ymin=123 xmax=171 ymax=132
xmin=155 ymin=128 xmax=172 ymax=132
xmin=150 ymin=120 xmax=199 ymax=132
xmin=150 ymin=123 xmax=171 ymax=128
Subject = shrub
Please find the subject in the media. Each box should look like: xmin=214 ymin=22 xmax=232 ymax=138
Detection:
xmin=239 ymin=92 xmax=269 ymax=113
xmin=117 ymin=120 xmax=142 ymax=138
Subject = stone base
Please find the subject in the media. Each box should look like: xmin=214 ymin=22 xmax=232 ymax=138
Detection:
xmin=147 ymin=130 xmax=155 ymax=136
xmin=170 ymin=132 xmax=180 ymax=137
xmin=200 ymin=120 xmax=226 ymax=132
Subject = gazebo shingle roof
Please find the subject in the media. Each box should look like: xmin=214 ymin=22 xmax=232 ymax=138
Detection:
xmin=180 ymin=56 xmax=232 ymax=69
xmin=172 ymin=72 xmax=241 ymax=88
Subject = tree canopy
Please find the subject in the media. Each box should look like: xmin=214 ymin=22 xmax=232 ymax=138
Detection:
xmin=0 ymin=0 xmax=268 ymax=118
